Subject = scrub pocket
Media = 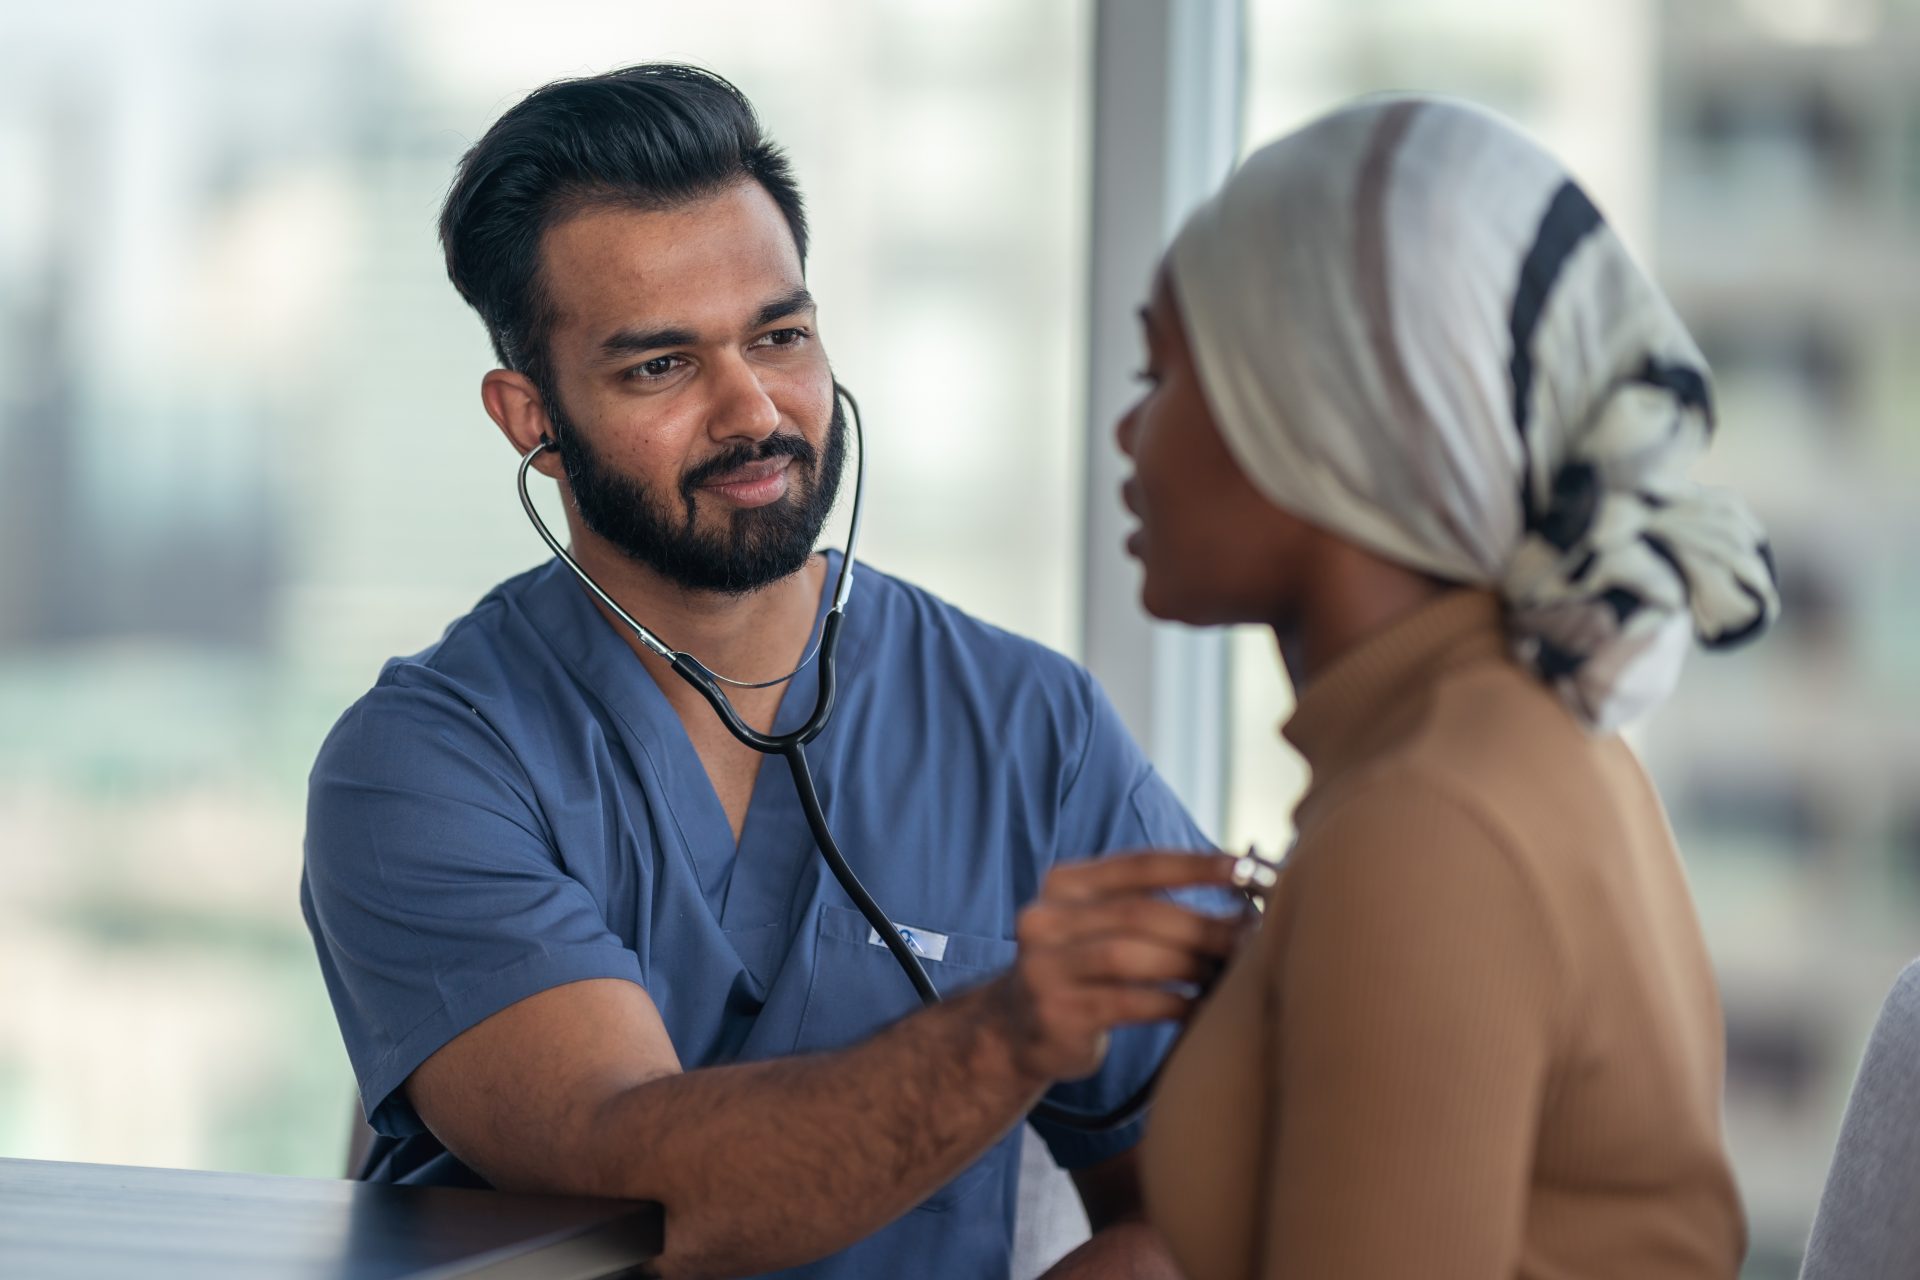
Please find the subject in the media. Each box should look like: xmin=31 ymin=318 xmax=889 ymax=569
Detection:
xmin=795 ymin=904 xmax=1019 ymax=1212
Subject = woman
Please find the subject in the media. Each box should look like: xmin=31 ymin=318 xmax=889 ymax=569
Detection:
xmin=1125 ymin=98 xmax=1775 ymax=1278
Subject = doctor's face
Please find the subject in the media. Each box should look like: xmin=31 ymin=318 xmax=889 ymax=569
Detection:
xmin=531 ymin=179 xmax=843 ymax=595
xmin=1116 ymin=266 xmax=1309 ymax=626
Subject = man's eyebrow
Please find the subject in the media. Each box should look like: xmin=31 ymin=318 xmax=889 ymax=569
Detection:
xmin=597 ymin=324 xmax=699 ymax=361
xmin=754 ymin=287 xmax=816 ymax=329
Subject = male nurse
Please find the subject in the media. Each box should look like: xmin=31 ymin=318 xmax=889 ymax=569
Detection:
xmin=302 ymin=64 xmax=1234 ymax=1279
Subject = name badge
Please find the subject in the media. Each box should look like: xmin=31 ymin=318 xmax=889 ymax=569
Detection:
xmin=868 ymin=923 xmax=949 ymax=963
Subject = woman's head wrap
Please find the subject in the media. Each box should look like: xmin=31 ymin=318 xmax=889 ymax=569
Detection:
xmin=1168 ymin=96 xmax=1779 ymax=732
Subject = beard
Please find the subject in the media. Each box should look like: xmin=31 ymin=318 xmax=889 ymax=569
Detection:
xmin=546 ymin=389 xmax=847 ymax=597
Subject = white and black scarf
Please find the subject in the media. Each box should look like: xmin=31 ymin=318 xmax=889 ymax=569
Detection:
xmin=1169 ymin=95 xmax=1779 ymax=731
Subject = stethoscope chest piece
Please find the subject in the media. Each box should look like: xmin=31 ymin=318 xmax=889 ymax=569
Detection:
xmin=1229 ymin=844 xmax=1286 ymax=910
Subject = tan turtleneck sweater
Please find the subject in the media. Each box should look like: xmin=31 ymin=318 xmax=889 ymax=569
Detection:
xmin=1139 ymin=591 xmax=1744 ymax=1279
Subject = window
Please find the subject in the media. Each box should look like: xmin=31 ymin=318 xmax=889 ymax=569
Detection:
xmin=0 ymin=0 xmax=1089 ymax=1175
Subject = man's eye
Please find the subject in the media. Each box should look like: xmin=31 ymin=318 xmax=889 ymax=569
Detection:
xmin=758 ymin=328 xmax=809 ymax=348
xmin=627 ymin=356 xmax=682 ymax=381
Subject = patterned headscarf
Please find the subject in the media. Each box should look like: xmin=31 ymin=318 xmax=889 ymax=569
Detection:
xmin=1168 ymin=96 xmax=1779 ymax=732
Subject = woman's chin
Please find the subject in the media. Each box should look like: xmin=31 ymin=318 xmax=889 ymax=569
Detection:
xmin=1138 ymin=576 xmax=1203 ymax=626
xmin=1139 ymin=572 xmax=1259 ymax=629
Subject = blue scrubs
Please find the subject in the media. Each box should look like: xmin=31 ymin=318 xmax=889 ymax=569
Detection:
xmin=301 ymin=551 xmax=1212 ymax=1278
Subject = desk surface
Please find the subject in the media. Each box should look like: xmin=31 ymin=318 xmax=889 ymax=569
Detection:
xmin=0 ymin=1157 xmax=663 ymax=1279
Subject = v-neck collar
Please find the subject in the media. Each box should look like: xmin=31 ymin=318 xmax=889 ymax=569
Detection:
xmin=519 ymin=550 xmax=846 ymax=925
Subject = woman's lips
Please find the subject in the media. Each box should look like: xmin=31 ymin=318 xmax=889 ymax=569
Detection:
xmin=699 ymin=456 xmax=793 ymax=508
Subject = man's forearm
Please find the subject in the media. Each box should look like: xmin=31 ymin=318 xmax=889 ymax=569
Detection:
xmin=584 ymin=979 xmax=1043 ymax=1278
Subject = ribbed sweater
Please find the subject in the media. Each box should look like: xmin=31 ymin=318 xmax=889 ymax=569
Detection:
xmin=1139 ymin=591 xmax=1745 ymax=1279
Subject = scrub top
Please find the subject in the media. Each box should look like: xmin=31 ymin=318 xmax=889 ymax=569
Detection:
xmin=301 ymin=551 xmax=1213 ymax=1279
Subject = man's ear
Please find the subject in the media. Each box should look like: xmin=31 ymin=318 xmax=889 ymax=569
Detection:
xmin=481 ymin=369 xmax=566 ymax=480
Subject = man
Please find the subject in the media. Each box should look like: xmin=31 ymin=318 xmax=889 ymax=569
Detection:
xmin=302 ymin=64 xmax=1233 ymax=1279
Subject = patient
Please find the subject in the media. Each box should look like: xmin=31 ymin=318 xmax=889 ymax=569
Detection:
xmin=1121 ymin=97 xmax=1777 ymax=1278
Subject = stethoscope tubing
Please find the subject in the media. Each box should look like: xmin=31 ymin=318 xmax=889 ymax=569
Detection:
xmin=518 ymin=382 xmax=1152 ymax=1131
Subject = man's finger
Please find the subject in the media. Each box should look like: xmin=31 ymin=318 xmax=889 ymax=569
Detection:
xmin=1042 ymin=851 xmax=1240 ymax=903
xmin=1041 ymin=896 xmax=1243 ymax=956
xmin=1061 ymin=934 xmax=1225 ymax=987
xmin=1090 ymin=987 xmax=1193 ymax=1028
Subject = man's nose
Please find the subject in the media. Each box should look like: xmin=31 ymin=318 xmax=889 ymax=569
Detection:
xmin=707 ymin=353 xmax=781 ymax=443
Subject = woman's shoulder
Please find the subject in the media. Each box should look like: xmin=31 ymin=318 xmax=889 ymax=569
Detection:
xmin=1287 ymin=755 xmax=1546 ymax=912
xmin=1369 ymin=650 xmax=1645 ymax=850
xmin=1278 ymin=652 xmax=1667 ymax=983
xmin=1269 ymin=763 xmax=1574 ymax=1039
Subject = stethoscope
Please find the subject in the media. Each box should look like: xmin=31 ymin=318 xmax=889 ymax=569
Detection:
xmin=518 ymin=382 xmax=1279 ymax=1132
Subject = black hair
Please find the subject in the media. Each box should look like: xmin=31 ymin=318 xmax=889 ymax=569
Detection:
xmin=438 ymin=63 xmax=808 ymax=395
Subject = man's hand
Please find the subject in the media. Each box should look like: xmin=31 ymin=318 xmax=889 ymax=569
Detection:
xmin=404 ymin=850 xmax=1241 ymax=1277
xmin=991 ymin=852 xmax=1242 ymax=1084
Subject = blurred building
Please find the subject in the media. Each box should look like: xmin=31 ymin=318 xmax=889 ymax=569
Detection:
xmin=1642 ymin=1 xmax=1920 ymax=1273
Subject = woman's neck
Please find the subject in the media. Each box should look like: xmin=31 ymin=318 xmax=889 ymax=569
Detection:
xmin=1271 ymin=539 xmax=1454 ymax=692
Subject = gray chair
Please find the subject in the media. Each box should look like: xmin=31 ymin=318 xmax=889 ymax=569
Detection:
xmin=1802 ymin=958 xmax=1920 ymax=1279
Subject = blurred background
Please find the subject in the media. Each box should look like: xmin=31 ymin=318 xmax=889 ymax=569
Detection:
xmin=0 ymin=1 xmax=1912 ymax=1274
